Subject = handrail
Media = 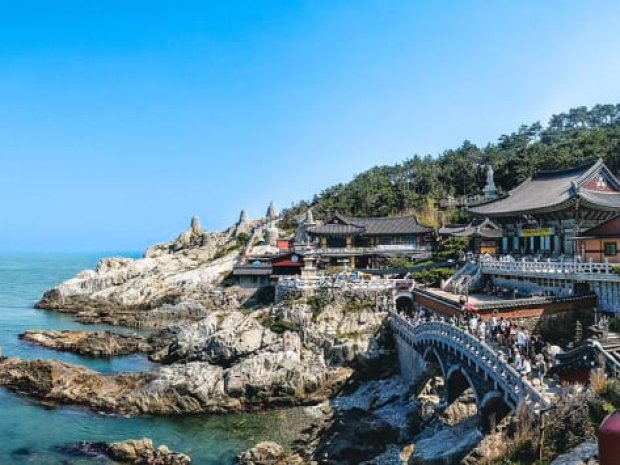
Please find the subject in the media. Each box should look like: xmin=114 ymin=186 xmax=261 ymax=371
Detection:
xmin=389 ymin=314 xmax=549 ymax=410
xmin=481 ymin=259 xmax=612 ymax=276
xmin=591 ymin=341 xmax=620 ymax=377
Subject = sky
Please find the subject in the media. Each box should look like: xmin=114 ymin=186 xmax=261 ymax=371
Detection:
xmin=1 ymin=1 xmax=620 ymax=252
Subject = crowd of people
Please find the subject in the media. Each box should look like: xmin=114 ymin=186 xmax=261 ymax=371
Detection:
xmin=399 ymin=307 xmax=556 ymax=390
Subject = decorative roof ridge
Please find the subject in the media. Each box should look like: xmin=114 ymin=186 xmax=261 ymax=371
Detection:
xmin=575 ymin=157 xmax=620 ymax=191
xmin=532 ymin=158 xmax=600 ymax=180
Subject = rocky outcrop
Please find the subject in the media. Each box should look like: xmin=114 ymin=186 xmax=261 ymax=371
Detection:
xmin=237 ymin=441 xmax=303 ymax=465
xmin=550 ymin=441 xmax=599 ymax=465
xmin=37 ymin=251 xmax=238 ymax=319
xmin=19 ymin=330 xmax=169 ymax=358
xmin=62 ymin=438 xmax=191 ymax=464
xmin=0 ymin=350 xmax=345 ymax=415
xmin=408 ymin=419 xmax=483 ymax=465
xmin=154 ymin=311 xmax=277 ymax=364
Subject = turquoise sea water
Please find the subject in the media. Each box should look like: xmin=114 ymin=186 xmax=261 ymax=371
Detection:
xmin=0 ymin=254 xmax=308 ymax=464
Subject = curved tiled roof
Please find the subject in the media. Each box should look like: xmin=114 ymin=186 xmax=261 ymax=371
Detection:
xmin=469 ymin=159 xmax=620 ymax=216
xmin=308 ymin=214 xmax=433 ymax=236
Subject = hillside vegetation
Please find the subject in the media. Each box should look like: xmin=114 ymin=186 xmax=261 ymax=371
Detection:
xmin=282 ymin=103 xmax=620 ymax=227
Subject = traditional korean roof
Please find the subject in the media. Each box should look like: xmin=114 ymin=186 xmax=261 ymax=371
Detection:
xmin=576 ymin=215 xmax=620 ymax=238
xmin=308 ymin=213 xmax=433 ymax=236
xmin=439 ymin=217 xmax=503 ymax=239
xmin=469 ymin=158 xmax=620 ymax=217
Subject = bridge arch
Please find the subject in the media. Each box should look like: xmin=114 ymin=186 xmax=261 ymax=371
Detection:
xmin=445 ymin=364 xmax=481 ymax=407
xmin=480 ymin=391 xmax=512 ymax=433
xmin=422 ymin=346 xmax=447 ymax=379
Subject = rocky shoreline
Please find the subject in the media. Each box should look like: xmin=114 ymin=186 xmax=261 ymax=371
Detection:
xmin=6 ymin=215 xmax=547 ymax=464
xmin=19 ymin=330 xmax=169 ymax=359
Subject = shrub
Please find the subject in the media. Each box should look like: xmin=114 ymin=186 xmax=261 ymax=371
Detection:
xmin=412 ymin=267 xmax=454 ymax=287
xmin=267 ymin=318 xmax=302 ymax=334
xmin=236 ymin=232 xmax=250 ymax=248
xmin=307 ymin=291 xmax=331 ymax=321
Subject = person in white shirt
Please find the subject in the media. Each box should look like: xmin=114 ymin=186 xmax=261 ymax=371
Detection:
xmin=470 ymin=316 xmax=478 ymax=335
xmin=490 ymin=315 xmax=498 ymax=340
xmin=478 ymin=320 xmax=486 ymax=341
xmin=521 ymin=358 xmax=532 ymax=380
xmin=517 ymin=328 xmax=527 ymax=354
xmin=514 ymin=350 xmax=523 ymax=370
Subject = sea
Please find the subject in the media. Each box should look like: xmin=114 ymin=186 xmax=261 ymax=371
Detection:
xmin=0 ymin=253 xmax=310 ymax=464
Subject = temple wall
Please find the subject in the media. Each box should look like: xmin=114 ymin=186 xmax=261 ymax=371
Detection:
xmin=490 ymin=276 xmax=573 ymax=298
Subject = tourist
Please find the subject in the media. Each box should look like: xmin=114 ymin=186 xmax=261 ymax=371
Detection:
xmin=509 ymin=323 xmax=517 ymax=348
xmin=470 ymin=314 xmax=478 ymax=336
xmin=534 ymin=352 xmax=547 ymax=388
xmin=517 ymin=327 xmax=527 ymax=354
xmin=490 ymin=313 xmax=498 ymax=341
xmin=478 ymin=320 xmax=486 ymax=341
xmin=520 ymin=357 xmax=532 ymax=381
xmin=513 ymin=350 xmax=523 ymax=370
xmin=498 ymin=317 xmax=506 ymax=345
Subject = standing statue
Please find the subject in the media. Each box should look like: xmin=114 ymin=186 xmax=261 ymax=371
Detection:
xmin=483 ymin=164 xmax=498 ymax=200
xmin=266 ymin=201 xmax=278 ymax=221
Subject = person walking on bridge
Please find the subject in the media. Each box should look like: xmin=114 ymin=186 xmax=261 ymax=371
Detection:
xmin=478 ymin=320 xmax=487 ymax=341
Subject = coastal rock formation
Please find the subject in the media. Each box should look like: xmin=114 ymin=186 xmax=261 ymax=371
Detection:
xmin=550 ymin=441 xmax=599 ymax=465
xmin=155 ymin=311 xmax=277 ymax=364
xmin=237 ymin=441 xmax=303 ymax=465
xmin=62 ymin=438 xmax=191 ymax=464
xmin=0 ymin=351 xmax=343 ymax=415
xmin=408 ymin=419 xmax=484 ymax=465
xmin=19 ymin=330 xmax=168 ymax=358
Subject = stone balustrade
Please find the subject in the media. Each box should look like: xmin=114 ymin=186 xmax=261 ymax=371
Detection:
xmin=481 ymin=258 xmax=615 ymax=278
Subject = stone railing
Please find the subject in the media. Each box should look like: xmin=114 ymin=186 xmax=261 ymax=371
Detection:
xmin=390 ymin=314 xmax=549 ymax=410
xmin=481 ymin=258 xmax=619 ymax=281
xmin=277 ymin=276 xmax=399 ymax=291
xmin=316 ymin=244 xmax=432 ymax=256
xmin=439 ymin=194 xmax=486 ymax=209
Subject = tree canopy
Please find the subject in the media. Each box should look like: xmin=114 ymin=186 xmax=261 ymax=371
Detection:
xmin=281 ymin=103 xmax=620 ymax=227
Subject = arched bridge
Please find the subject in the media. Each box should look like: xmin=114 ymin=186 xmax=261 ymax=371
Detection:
xmin=390 ymin=314 xmax=549 ymax=430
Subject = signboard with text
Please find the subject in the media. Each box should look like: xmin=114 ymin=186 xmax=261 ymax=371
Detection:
xmin=519 ymin=227 xmax=555 ymax=237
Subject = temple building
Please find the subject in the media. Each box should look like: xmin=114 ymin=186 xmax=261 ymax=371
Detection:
xmin=574 ymin=216 xmax=620 ymax=263
xmin=439 ymin=217 xmax=503 ymax=255
xmin=468 ymin=159 xmax=620 ymax=257
xmin=304 ymin=213 xmax=434 ymax=269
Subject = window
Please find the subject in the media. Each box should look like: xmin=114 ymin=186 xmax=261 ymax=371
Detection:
xmin=603 ymin=242 xmax=618 ymax=257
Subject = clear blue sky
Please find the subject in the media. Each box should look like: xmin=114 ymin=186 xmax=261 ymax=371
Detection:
xmin=1 ymin=1 xmax=619 ymax=252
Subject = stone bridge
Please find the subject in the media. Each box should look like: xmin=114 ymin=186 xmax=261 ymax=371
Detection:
xmin=390 ymin=314 xmax=549 ymax=431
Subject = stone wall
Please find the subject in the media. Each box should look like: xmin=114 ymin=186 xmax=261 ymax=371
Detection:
xmin=395 ymin=337 xmax=426 ymax=384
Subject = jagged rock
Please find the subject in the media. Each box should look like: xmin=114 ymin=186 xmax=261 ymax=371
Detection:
xmin=158 ymin=311 xmax=278 ymax=364
xmin=550 ymin=441 xmax=599 ymax=465
xmin=0 ymin=348 xmax=339 ymax=415
xmin=408 ymin=420 xmax=483 ymax=465
xmin=441 ymin=389 xmax=478 ymax=425
xmin=312 ymin=408 xmax=400 ymax=465
xmin=237 ymin=441 xmax=304 ymax=465
xmin=36 ymin=251 xmax=239 ymax=327
xmin=19 ymin=330 xmax=166 ymax=358
xmin=61 ymin=438 xmax=191 ymax=464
